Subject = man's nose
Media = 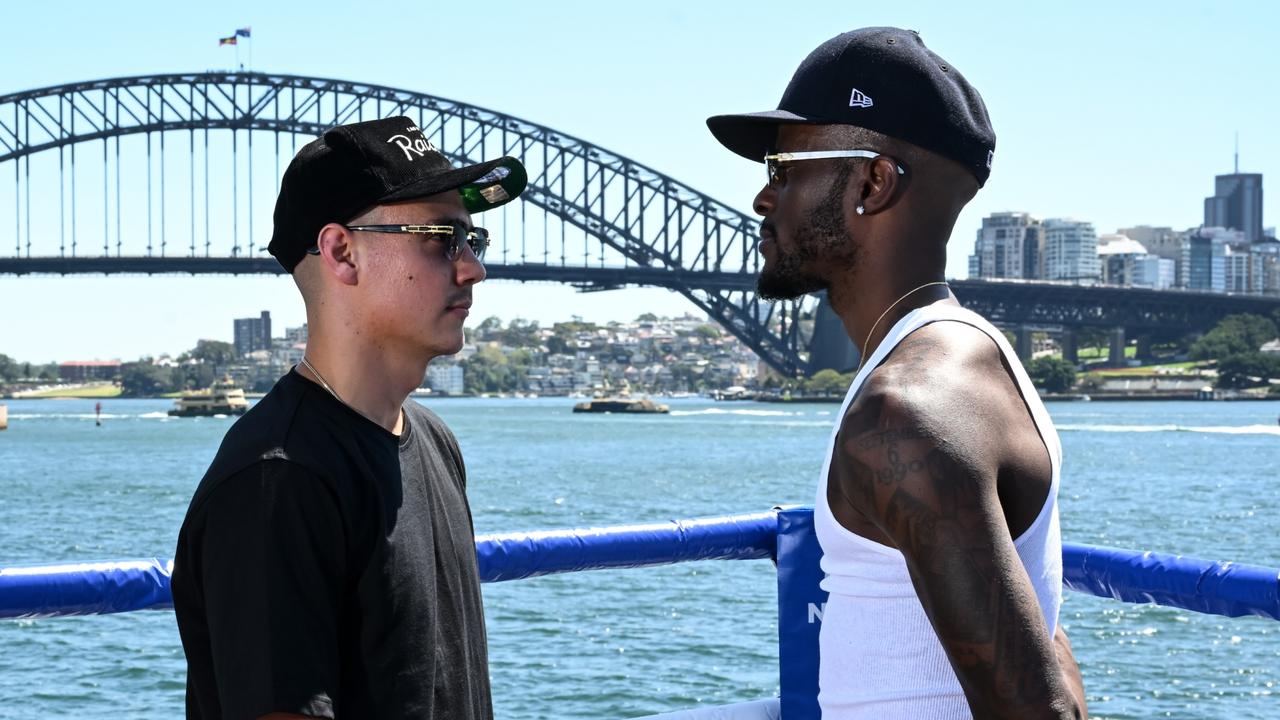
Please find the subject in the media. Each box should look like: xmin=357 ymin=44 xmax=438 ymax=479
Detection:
xmin=455 ymin=252 xmax=486 ymax=286
xmin=753 ymin=184 xmax=776 ymax=217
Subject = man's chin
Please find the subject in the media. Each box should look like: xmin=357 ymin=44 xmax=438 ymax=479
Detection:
xmin=419 ymin=329 xmax=466 ymax=361
xmin=757 ymin=270 xmax=824 ymax=301
xmin=438 ymin=335 xmax=465 ymax=358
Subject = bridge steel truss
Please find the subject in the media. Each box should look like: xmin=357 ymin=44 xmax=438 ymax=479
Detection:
xmin=0 ymin=73 xmax=813 ymax=376
xmin=951 ymin=280 xmax=1280 ymax=334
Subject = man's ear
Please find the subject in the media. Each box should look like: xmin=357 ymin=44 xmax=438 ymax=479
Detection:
xmin=314 ymin=224 xmax=360 ymax=286
xmin=858 ymin=156 xmax=905 ymax=216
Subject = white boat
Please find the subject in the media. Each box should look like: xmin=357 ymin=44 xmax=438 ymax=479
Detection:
xmin=167 ymin=377 xmax=249 ymax=418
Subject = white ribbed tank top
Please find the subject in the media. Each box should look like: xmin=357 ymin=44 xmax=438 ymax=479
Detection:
xmin=815 ymin=301 xmax=1063 ymax=719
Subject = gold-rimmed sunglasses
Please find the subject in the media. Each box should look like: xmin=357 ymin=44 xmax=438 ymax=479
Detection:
xmin=308 ymin=223 xmax=491 ymax=261
xmin=763 ymin=150 xmax=906 ymax=188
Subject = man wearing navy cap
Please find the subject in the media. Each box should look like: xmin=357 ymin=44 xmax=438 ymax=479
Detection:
xmin=709 ymin=28 xmax=1087 ymax=718
xmin=172 ymin=116 xmax=526 ymax=719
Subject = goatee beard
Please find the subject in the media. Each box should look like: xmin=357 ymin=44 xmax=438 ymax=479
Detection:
xmin=756 ymin=164 xmax=858 ymax=301
xmin=757 ymin=261 xmax=827 ymax=300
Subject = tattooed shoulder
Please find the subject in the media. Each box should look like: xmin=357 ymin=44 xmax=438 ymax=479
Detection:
xmin=832 ymin=372 xmax=991 ymax=522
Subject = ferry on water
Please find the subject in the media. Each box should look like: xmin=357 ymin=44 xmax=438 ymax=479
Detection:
xmin=166 ymin=378 xmax=249 ymax=418
xmin=573 ymin=397 xmax=670 ymax=414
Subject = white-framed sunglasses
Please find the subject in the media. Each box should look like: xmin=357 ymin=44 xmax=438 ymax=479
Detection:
xmin=763 ymin=150 xmax=906 ymax=188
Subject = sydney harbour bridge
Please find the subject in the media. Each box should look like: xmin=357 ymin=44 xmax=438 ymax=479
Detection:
xmin=4 ymin=72 xmax=1278 ymax=376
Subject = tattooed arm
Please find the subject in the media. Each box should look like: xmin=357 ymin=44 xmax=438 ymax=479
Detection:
xmin=829 ymin=378 xmax=1084 ymax=720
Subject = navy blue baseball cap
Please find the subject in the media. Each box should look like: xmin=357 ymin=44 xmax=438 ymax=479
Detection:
xmin=707 ymin=27 xmax=996 ymax=187
xmin=269 ymin=116 xmax=527 ymax=273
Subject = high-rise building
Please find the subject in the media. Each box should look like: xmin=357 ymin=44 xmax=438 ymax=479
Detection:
xmin=1254 ymin=238 xmax=1280 ymax=296
xmin=969 ymin=212 xmax=1044 ymax=279
xmin=1042 ymin=219 xmax=1099 ymax=283
xmin=234 ymin=311 xmax=273 ymax=357
xmin=1185 ymin=228 xmax=1241 ymax=293
xmin=1204 ymin=172 xmax=1263 ymax=242
xmin=1223 ymin=245 xmax=1262 ymax=294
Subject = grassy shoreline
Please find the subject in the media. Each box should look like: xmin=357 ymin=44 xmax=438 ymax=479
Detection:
xmin=8 ymin=383 xmax=124 ymax=399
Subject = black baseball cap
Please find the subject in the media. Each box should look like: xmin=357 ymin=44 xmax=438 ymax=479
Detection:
xmin=268 ymin=116 xmax=527 ymax=273
xmin=707 ymin=27 xmax=996 ymax=187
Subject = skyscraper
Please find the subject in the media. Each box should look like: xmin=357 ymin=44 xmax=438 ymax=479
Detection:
xmin=1204 ymin=170 xmax=1263 ymax=243
xmin=233 ymin=311 xmax=273 ymax=357
xmin=1042 ymin=219 xmax=1100 ymax=283
xmin=1223 ymin=245 xmax=1262 ymax=294
xmin=969 ymin=212 xmax=1044 ymax=279
xmin=1186 ymin=228 xmax=1236 ymax=293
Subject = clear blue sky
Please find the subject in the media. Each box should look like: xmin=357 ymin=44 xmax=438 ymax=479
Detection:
xmin=3 ymin=1 xmax=1277 ymax=363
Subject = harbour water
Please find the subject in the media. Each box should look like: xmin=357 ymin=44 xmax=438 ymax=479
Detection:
xmin=0 ymin=396 xmax=1277 ymax=719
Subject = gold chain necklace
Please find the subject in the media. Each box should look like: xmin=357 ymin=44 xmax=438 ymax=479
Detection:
xmin=299 ymin=356 xmax=346 ymax=405
xmin=299 ymin=356 xmax=404 ymax=431
xmin=855 ymin=281 xmax=950 ymax=373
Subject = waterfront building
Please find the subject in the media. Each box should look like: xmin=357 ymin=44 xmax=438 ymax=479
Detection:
xmin=1224 ymin=244 xmax=1264 ymax=295
xmin=1120 ymin=226 xmax=1187 ymax=287
xmin=969 ymin=212 xmax=1043 ymax=279
xmin=452 ymin=314 xmax=761 ymax=395
xmin=233 ymin=311 xmax=272 ymax=357
xmin=271 ymin=340 xmax=306 ymax=369
xmin=1255 ymin=238 xmax=1280 ymax=296
xmin=284 ymin=324 xmax=308 ymax=344
xmin=1204 ymin=172 xmax=1264 ymax=242
xmin=1097 ymin=235 xmax=1175 ymax=290
xmin=58 ymin=360 xmax=121 ymax=381
xmin=1043 ymin=218 xmax=1100 ymax=283
xmin=1151 ymin=257 xmax=1178 ymax=290
xmin=1222 ymin=246 xmax=1251 ymax=294
xmin=425 ymin=362 xmax=465 ymax=395
xmin=1186 ymin=228 xmax=1236 ymax=293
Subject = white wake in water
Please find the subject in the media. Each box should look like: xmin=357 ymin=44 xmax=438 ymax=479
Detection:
xmin=7 ymin=411 xmax=175 ymax=420
xmin=1057 ymin=423 xmax=1280 ymax=436
xmin=8 ymin=413 xmax=131 ymax=420
xmin=668 ymin=408 xmax=800 ymax=417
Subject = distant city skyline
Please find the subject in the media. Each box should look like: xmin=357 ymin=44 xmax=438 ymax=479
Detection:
xmin=3 ymin=1 xmax=1277 ymax=362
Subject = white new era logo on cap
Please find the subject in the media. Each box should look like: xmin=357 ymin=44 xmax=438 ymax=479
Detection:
xmin=849 ymin=88 xmax=874 ymax=108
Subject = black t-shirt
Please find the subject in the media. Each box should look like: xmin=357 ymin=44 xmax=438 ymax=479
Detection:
xmin=172 ymin=370 xmax=492 ymax=719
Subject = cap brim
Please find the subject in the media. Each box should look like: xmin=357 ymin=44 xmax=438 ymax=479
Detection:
xmin=381 ymin=156 xmax=527 ymax=213
xmin=706 ymin=110 xmax=823 ymax=162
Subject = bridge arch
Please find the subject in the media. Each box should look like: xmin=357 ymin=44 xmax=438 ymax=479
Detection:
xmin=0 ymin=73 xmax=815 ymax=376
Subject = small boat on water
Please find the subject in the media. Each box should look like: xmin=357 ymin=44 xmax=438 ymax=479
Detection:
xmin=711 ymin=386 xmax=752 ymax=401
xmin=572 ymin=397 xmax=670 ymax=414
xmin=167 ymin=378 xmax=249 ymax=418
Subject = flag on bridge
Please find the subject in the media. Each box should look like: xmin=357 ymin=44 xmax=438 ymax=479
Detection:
xmin=218 ymin=36 xmax=237 ymax=46
xmin=235 ymin=27 xmax=251 ymax=38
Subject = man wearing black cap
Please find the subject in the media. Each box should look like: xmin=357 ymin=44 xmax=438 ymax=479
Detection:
xmin=172 ymin=116 xmax=526 ymax=719
xmin=709 ymin=29 xmax=1087 ymax=719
